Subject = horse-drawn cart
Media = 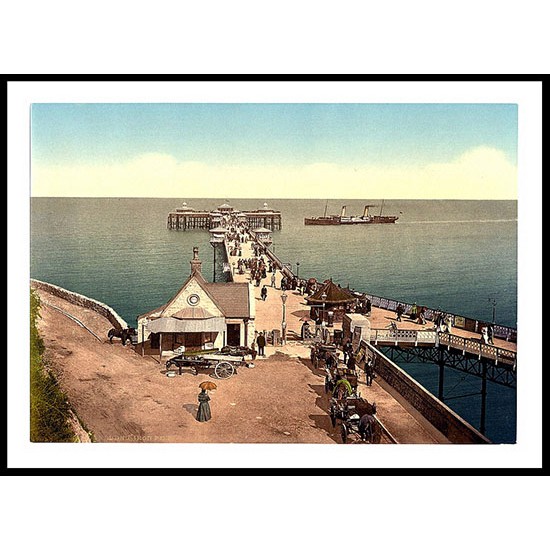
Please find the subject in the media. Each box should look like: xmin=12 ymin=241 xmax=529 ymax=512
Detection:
xmin=165 ymin=346 xmax=255 ymax=379
xmin=324 ymin=366 xmax=359 ymax=396
xmin=310 ymin=342 xmax=339 ymax=369
xmin=329 ymin=396 xmax=381 ymax=444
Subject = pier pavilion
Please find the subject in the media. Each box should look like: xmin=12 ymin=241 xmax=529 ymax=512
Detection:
xmin=306 ymin=279 xmax=356 ymax=324
xmin=136 ymin=247 xmax=255 ymax=359
xmin=167 ymin=201 xmax=282 ymax=231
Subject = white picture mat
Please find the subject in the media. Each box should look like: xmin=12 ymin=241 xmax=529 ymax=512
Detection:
xmin=7 ymin=80 xmax=542 ymax=470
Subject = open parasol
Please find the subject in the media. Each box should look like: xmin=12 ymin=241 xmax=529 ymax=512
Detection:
xmin=199 ymin=381 xmax=218 ymax=391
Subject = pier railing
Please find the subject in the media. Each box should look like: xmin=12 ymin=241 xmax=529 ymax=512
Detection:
xmin=365 ymin=293 xmax=516 ymax=343
xmin=252 ymin=237 xmax=294 ymax=279
xmin=371 ymin=328 xmax=438 ymax=346
xmin=437 ymin=332 xmax=516 ymax=367
xmin=251 ymin=230 xmax=517 ymax=348
xmin=370 ymin=328 xmax=516 ymax=367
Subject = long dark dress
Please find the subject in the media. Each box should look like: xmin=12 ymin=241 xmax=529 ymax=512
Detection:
xmin=196 ymin=391 xmax=211 ymax=422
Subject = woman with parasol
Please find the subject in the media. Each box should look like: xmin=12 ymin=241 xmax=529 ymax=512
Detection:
xmin=196 ymin=381 xmax=216 ymax=422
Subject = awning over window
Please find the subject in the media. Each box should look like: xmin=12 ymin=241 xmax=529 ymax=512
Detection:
xmin=147 ymin=317 xmax=226 ymax=333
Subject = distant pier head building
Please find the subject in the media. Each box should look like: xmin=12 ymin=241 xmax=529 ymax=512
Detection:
xmin=167 ymin=201 xmax=282 ymax=231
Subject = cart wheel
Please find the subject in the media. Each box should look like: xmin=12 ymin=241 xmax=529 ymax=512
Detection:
xmin=214 ymin=361 xmax=235 ymax=379
xmin=341 ymin=423 xmax=348 ymax=444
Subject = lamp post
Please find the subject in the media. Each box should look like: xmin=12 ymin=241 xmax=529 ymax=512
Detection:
xmin=296 ymin=262 xmax=300 ymax=278
xmin=321 ymin=292 xmax=327 ymax=324
xmin=281 ymin=291 xmax=288 ymax=345
xmin=489 ymin=298 xmax=496 ymax=324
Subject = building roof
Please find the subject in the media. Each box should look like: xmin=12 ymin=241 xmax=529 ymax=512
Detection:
xmin=205 ymin=282 xmax=251 ymax=319
xmin=147 ymin=316 xmax=226 ymax=333
xmin=252 ymin=227 xmax=272 ymax=233
xmin=171 ymin=307 xmax=217 ymax=320
xmin=138 ymin=248 xmax=251 ymax=322
xmin=138 ymin=277 xmax=251 ymax=321
xmin=306 ymin=279 xmax=356 ymax=305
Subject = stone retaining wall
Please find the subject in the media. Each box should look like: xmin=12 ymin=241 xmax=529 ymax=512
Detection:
xmin=30 ymin=279 xmax=128 ymax=331
xmin=361 ymin=340 xmax=491 ymax=444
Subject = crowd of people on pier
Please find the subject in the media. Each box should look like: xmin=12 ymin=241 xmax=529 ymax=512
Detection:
xmin=222 ymin=214 xmax=499 ymax=362
xmin=226 ymin=225 xmax=250 ymax=257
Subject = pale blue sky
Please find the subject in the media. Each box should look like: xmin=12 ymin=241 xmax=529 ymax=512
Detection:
xmin=30 ymin=103 xmax=518 ymax=199
xmin=31 ymin=103 xmax=518 ymax=167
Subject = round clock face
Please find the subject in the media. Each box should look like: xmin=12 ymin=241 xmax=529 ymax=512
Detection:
xmin=187 ymin=294 xmax=200 ymax=306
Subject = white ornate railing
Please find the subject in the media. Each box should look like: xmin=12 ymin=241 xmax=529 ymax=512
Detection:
xmin=438 ymin=333 xmax=516 ymax=366
xmin=371 ymin=329 xmax=438 ymax=346
xmin=370 ymin=329 xmax=516 ymax=367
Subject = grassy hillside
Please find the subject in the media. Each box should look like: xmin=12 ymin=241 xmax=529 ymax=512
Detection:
xmin=30 ymin=288 xmax=76 ymax=442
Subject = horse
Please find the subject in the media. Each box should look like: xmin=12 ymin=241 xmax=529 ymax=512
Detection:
xmin=107 ymin=327 xmax=136 ymax=345
xmin=358 ymin=413 xmax=377 ymax=443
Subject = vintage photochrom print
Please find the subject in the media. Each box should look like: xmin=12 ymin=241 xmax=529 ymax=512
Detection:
xmin=17 ymin=80 xmax=540 ymax=470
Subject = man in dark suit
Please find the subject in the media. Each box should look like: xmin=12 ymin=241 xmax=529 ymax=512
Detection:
xmin=256 ymin=332 xmax=266 ymax=356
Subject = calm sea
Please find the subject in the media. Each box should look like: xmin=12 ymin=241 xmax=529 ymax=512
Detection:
xmin=30 ymin=198 xmax=517 ymax=443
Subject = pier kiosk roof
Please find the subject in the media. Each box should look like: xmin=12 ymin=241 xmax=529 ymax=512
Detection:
xmin=306 ymin=279 xmax=356 ymax=305
xmin=251 ymin=226 xmax=273 ymax=244
xmin=251 ymin=227 xmax=272 ymax=233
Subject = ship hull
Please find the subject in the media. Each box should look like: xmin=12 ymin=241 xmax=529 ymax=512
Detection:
xmin=304 ymin=217 xmax=342 ymax=225
xmin=304 ymin=216 xmax=398 ymax=225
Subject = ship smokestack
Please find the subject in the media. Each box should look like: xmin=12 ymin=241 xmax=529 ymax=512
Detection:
xmin=363 ymin=205 xmax=369 ymax=217
xmin=341 ymin=205 xmax=346 ymax=218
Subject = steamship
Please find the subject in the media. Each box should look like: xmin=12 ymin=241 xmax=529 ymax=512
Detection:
xmin=304 ymin=202 xmax=399 ymax=226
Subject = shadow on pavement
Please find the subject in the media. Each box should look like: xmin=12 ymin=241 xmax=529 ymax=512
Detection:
xmin=182 ymin=403 xmax=198 ymax=417
xmin=307 ymin=382 xmax=341 ymax=443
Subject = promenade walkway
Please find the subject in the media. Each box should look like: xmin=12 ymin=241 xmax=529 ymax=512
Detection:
xmin=226 ymin=234 xmax=450 ymax=443
xmin=230 ymin=233 xmax=516 ymax=358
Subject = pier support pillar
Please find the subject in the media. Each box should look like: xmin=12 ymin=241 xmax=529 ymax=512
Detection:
xmin=438 ymin=348 xmax=445 ymax=401
xmin=213 ymin=245 xmax=217 ymax=282
xmin=480 ymin=359 xmax=488 ymax=435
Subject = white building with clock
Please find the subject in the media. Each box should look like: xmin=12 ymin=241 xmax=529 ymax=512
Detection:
xmin=136 ymin=247 xmax=255 ymax=358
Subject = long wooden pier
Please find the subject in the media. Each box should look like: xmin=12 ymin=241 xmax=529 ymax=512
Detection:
xmin=167 ymin=207 xmax=517 ymax=441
